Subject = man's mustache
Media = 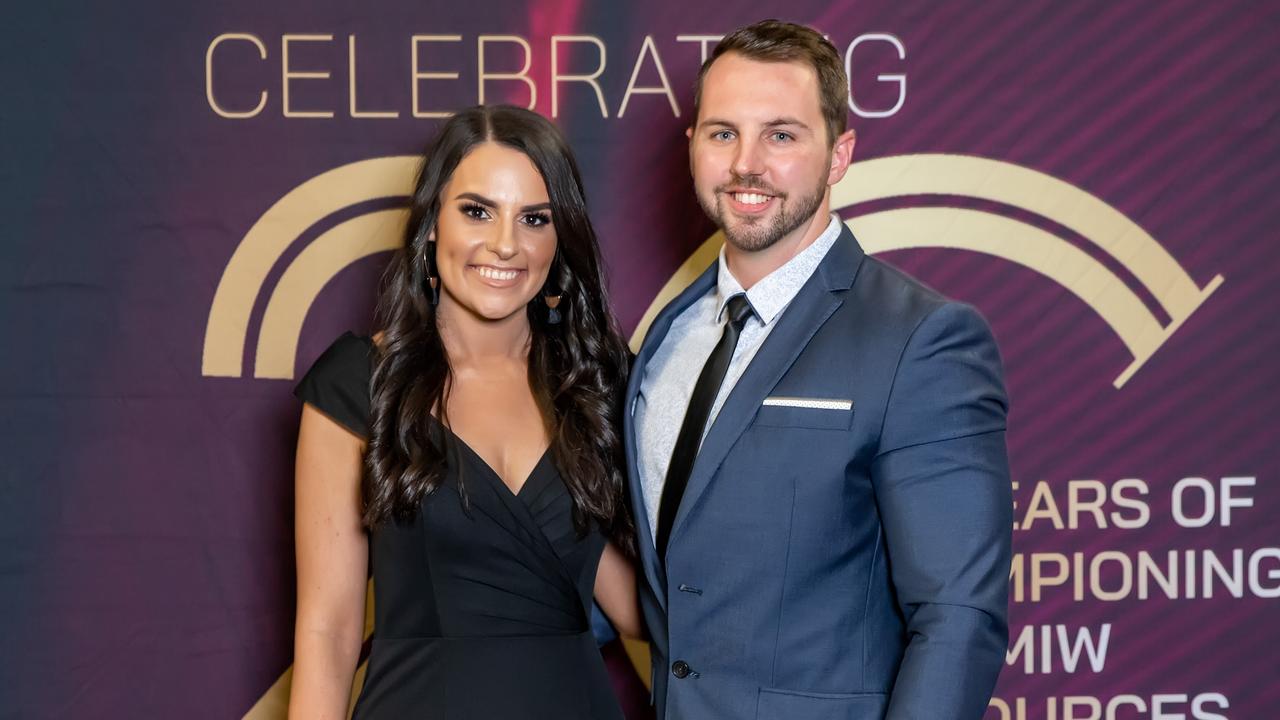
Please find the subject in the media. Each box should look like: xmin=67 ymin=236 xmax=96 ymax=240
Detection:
xmin=715 ymin=175 xmax=786 ymax=198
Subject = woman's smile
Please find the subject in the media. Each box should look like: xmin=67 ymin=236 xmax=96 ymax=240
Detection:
xmin=469 ymin=263 xmax=526 ymax=288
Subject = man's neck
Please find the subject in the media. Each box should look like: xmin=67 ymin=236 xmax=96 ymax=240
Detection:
xmin=724 ymin=202 xmax=831 ymax=290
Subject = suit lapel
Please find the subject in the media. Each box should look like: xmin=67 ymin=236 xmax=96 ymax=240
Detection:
xmin=667 ymin=225 xmax=865 ymax=550
xmin=625 ymin=263 xmax=719 ymax=608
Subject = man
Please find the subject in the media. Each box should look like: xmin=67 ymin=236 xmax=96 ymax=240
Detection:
xmin=625 ymin=20 xmax=1012 ymax=720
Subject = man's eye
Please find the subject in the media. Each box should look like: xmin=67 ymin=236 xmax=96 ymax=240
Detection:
xmin=771 ymin=132 xmax=793 ymax=142
xmin=712 ymin=130 xmax=734 ymax=141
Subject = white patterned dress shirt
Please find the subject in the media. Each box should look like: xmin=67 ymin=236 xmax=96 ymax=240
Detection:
xmin=635 ymin=214 xmax=844 ymax=542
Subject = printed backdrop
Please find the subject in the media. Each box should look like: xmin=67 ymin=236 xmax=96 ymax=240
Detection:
xmin=1 ymin=1 xmax=1277 ymax=718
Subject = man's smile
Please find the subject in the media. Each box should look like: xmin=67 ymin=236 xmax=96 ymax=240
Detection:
xmin=721 ymin=187 xmax=780 ymax=215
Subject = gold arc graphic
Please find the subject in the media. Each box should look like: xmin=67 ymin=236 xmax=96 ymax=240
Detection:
xmin=255 ymin=209 xmax=409 ymax=379
xmin=202 ymin=156 xmax=421 ymax=379
xmin=833 ymin=154 xmax=1217 ymax=321
xmin=220 ymin=154 xmax=1223 ymax=717
xmin=631 ymin=154 xmax=1224 ymax=388
xmin=206 ymin=153 xmax=1221 ymax=388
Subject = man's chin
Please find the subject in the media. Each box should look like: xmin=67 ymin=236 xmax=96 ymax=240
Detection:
xmin=703 ymin=199 xmax=781 ymax=252
xmin=722 ymin=223 xmax=780 ymax=253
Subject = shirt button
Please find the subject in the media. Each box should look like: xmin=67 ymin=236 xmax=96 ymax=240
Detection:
xmin=671 ymin=660 xmax=692 ymax=679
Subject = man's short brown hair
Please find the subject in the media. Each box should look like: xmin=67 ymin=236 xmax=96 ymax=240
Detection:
xmin=693 ymin=20 xmax=850 ymax=145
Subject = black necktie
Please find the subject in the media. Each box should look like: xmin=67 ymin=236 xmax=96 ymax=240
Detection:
xmin=656 ymin=294 xmax=754 ymax=558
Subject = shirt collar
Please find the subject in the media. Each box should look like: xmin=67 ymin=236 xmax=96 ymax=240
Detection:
xmin=715 ymin=213 xmax=843 ymax=325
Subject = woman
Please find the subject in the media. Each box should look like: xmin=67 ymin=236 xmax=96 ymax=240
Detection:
xmin=288 ymin=105 xmax=641 ymax=719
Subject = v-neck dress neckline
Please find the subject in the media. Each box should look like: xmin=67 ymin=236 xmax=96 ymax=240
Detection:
xmin=445 ymin=425 xmax=553 ymax=501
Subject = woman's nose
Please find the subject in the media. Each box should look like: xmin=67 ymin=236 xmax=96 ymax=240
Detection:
xmin=486 ymin=219 xmax=519 ymax=260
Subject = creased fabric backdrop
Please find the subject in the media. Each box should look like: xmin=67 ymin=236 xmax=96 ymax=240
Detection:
xmin=1 ymin=1 xmax=1277 ymax=718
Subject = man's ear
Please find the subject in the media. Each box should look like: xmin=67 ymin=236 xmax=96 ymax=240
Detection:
xmin=686 ymin=125 xmax=693 ymax=140
xmin=827 ymin=128 xmax=857 ymax=185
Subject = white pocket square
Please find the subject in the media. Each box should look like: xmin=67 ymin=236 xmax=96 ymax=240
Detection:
xmin=762 ymin=396 xmax=853 ymax=411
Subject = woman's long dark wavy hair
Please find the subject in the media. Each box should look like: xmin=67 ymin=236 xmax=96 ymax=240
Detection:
xmin=365 ymin=105 xmax=634 ymax=554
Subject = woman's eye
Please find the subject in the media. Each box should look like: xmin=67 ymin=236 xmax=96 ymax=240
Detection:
xmin=522 ymin=212 xmax=552 ymax=227
xmin=461 ymin=203 xmax=490 ymax=220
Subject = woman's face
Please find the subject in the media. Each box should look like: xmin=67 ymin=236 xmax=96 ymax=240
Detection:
xmin=433 ymin=142 xmax=558 ymax=325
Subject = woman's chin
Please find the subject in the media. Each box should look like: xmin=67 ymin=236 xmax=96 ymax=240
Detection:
xmin=439 ymin=287 xmax=539 ymax=326
xmin=463 ymin=299 xmax=533 ymax=324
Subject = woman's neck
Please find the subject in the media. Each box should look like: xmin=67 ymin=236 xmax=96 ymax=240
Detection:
xmin=436 ymin=298 xmax=532 ymax=367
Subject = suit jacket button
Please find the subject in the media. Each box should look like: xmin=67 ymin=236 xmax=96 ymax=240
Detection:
xmin=671 ymin=660 xmax=691 ymax=679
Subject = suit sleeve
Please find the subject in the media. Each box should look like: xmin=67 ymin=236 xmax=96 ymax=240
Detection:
xmin=872 ymin=302 xmax=1012 ymax=720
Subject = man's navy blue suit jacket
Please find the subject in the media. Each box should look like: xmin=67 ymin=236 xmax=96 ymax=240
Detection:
xmin=625 ymin=224 xmax=1012 ymax=720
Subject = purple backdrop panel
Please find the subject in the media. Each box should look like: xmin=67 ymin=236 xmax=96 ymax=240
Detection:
xmin=0 ymin=1 xmax=1275 ymax=718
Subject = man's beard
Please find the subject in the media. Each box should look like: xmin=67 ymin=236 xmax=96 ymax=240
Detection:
xmin=699 ymin=174 xmax=827 ymax=253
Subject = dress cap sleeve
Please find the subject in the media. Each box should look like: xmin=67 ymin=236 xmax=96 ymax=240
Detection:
xmin=294 ymin=331 xmax=374 ymax=438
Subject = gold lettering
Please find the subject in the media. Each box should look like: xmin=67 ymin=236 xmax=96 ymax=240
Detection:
xmin=411 ymin=35 xmax=462 ymax=118
xmin=618 ymin=35 xmax=679 ymax=118
xmin=675 ymin=34 xmax=723 ymax=65
xmin=282 ymin=34 xmax=335 ymax=118
xmin=477 ymin=35 xmax=536 ymax=109
xmin=206 ymin=33 xmax=267 ymax=119
xmin=551 ymin=35 xmax=607 ymax=118
xmin=348 ymin=35 xmax=398 ymax=118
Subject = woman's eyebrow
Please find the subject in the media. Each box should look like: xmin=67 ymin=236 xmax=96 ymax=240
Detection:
xmin=454 ymin=192 xmax=550 ymax=214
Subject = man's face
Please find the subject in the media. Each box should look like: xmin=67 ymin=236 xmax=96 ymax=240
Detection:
xmin=689 ymin=53 xmax=835 ymax=253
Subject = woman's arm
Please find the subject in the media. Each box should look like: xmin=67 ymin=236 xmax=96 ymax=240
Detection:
xmin=594 ymin=541 xmax=645 ymax=640
xmin=288 ymin=404 xmax=369 ymax=720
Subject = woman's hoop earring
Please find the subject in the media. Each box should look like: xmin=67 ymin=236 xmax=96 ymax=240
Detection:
xmin=542 ymin=250 xmax=564 ymax=325
xmin=423 ymin=240 xmax=439 ymax=306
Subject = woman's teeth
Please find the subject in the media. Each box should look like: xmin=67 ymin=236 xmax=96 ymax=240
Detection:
xmin=476 ymin=266 xmax=519 ymax=280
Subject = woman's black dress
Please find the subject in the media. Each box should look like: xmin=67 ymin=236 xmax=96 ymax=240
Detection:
xmin=295 ymin=332 xmax=624 ymax=720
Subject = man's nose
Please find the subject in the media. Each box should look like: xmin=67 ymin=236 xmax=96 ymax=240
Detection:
xmin=732 ymin=137 xmax=765 ymax=177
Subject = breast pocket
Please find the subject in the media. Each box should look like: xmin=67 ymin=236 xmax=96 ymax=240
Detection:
xmin=753 ymin=396 xmax=855 ymax=430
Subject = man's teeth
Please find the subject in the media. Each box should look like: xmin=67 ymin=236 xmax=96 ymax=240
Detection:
xmin=477 ymin=267 xmax=519 ymax=281
xmin=732 ymin=192 xmax=771 ymax=205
